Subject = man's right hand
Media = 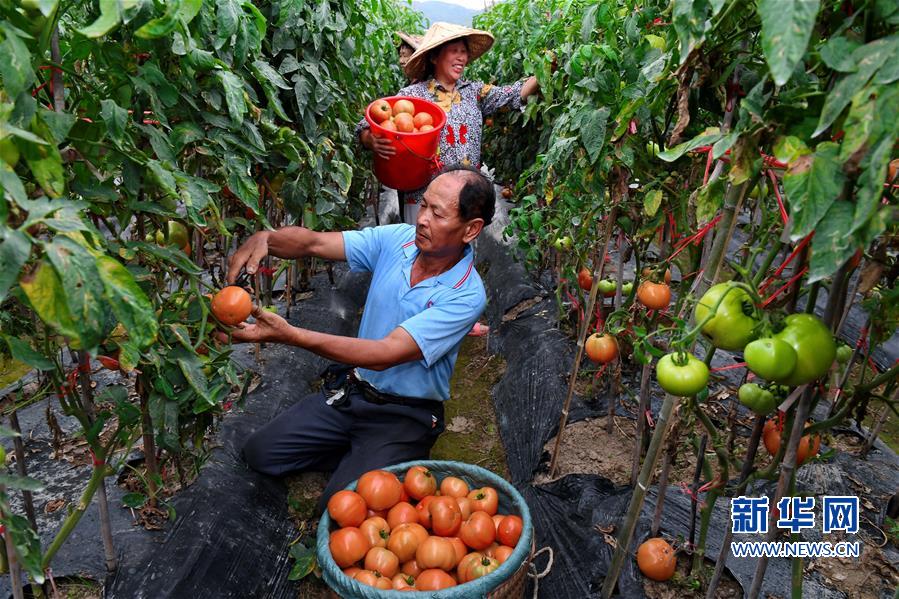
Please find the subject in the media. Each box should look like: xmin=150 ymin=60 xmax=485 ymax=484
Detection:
xmin=226 ymin=230 xmax=271 ymax=284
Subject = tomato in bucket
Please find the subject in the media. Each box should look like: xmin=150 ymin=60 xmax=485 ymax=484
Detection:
xmin=365 ymin=96 xmax=447 ymax=192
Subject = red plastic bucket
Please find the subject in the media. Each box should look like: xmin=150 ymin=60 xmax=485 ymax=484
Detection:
xmin=365 ymin=96 xmax=446 ymax=192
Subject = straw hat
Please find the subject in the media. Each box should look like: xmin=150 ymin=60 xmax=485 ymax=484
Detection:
xmin=396 ymin=32 xmax=422 ymax=50
xmin=403 ymin=22 xmax=494 ymax=81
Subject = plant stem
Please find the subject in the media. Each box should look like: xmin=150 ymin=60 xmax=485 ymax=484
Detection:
xmin=700 ymin=180 xmax=749 ymax=295
xmin=549 ymin=204 xmax=618 ymax=477
xmin=41 ymin=463 xmax=111 ymax=569
xmin=601 ymin=393 xmax=681 ymax=598
xmin=137 ymin=376 xmax=159 ymax=508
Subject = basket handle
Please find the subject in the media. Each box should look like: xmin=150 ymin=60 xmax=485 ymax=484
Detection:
xmin=526 ymin=546 xmax=554 ymax=599
xmin=395 ymin=135 xmax=441 ymax=168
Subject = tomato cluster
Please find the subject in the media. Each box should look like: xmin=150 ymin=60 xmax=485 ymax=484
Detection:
xmin=327 ymin=467 xmax=525 ymax=591
xmin=368 ymin=98 xmax=435 ymax=134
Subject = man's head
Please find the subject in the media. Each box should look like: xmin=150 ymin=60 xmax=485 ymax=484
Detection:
xmin=414 ymin=165 xmax=495 ymax=257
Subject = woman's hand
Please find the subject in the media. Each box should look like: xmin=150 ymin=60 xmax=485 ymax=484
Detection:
xmin=520 ymin=75 xmax=540 ymax=101
xmin=216 ymin=306 xmax=295 ymax=345
xmin=361 ymin=129 xmax=396 ymax=160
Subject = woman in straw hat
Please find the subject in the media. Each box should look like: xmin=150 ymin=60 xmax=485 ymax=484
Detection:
xmin=358 ymin=21 xmax=539 ymax=221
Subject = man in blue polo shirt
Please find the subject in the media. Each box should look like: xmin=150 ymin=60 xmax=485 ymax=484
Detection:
xmin=222 ymin=165 xmax=493 ymax=507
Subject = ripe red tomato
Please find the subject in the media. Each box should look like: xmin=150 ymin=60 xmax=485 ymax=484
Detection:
xmin=211 ymin=286 xmax=252 ymax=326
xmin=636 ymin=538 xmax=676 ymax=581
xmin=430 ymin=496 xmax=463 ymax=536
xmin=439 ymin=476 xmax=469 ymax=498
xmin=353 ymin=569 xmax=393 ymax=589
xmin=342 ymin=566 xmax=362 ymax=579
xmin=416 ymin=569 xmax=457 ymax=590
xmin=637 ymin=281 xmax=671 ymax=310
xmin=404 ymin=465 xmax=437 ymax=500
xmin=359 ymin=517 xmax=390 ymax=549
xmin=467 ymin=487 xmax=499 ymax=515
xmin=447 ymin=536 xmax=467 ymax=568
xmin=416 ymin=495 xmax=437 ymax=529
xmin=387 ymin=523 xmax=428 ymax=562
xmin=401 ymin=558 xmax=421 ymax=578
xmin=585 ymin=333 xmax=618 ymax=363
xmin=577 ymin=267 xmax=593 ymax=291
xmin=364 ymin=546 xmax=399 ymax=578
xmin=356 ymin=470 xmax=403 ymax=511
xmin=467 ymin=554 xmax=501 ymax=581
xmin=330 ymin=527 xmax=370 ymax=568
xmin=415 ymin=536 xmax=456 ymax=571
xmin=392 ymin=572 xmax=416 ymax=590
xmin=387 ymin=501 xmax=419 ymax=530
xmin=455 ymin=497 xmax=472 ymax=520
xmin=327 ymin=490 xmax=367 ymax=528
xmin=457 ymin=552 xmax=481 ymax=583
xmin=494 ymin=545 xmax=514 ymax=564
xmin=460 ymin=511 xmax=496 ymax=550
xmin=497 ymin=515 xmax=523 ymax=547
xmin=492 ymin=514 xmax=504 ymax=532
xmin=762 ymin=419 xmax=821 ymax=465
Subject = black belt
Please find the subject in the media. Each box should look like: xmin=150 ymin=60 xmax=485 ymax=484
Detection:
xmin=348 ymin=371 xmax=443 ymax=412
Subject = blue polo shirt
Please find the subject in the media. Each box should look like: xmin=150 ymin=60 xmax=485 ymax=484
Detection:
xmin=341 ymin=224 xmax=486 ymax=401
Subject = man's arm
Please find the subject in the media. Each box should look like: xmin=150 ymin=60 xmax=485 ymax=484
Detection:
xmin=226 ymin=227 xmax=345 ymax=284
xmin=221 ymin=307 xmax=423 ymax=370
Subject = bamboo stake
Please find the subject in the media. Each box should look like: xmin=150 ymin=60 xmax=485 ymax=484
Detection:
xmin=747 ymin=388 xmax=814 ymax=599
xmin=549 ymin=204 xmax=619 ymax=477
xmin=1 ymin=484 xmax=24 ymax=599
xmin=860 ymin=400 xmax=892 ymax=457
xmin=136 ymin=376 xmax=159 ymax=508
xmin=688 ymin=435 xmax=708 ymax=550
xmin=630 ymin=361 xmax=653 ymax=486
xmin=8 ymin=407 xmax=37 ymax=533
xmin=651 ymin=412 xmax=681 ymax=537
xmin=601 ymin=393 xmax=682 ymax=598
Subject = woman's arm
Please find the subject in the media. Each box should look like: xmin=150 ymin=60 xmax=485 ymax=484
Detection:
xmin=520 ymin=76 xmax=539 ymax=101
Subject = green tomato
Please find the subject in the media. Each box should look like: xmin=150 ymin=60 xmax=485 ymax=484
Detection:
xmin=744 ymin=338 xmax=798 ymax=382
xmin=553 ymin=236 xmax=572 ymax=251
xmin=693 ymin=283 xmax=759 ymax=351
xmin=656 ymin=352 xmax=709 ymax=397
xmin=738 ymin=383 xmax=777 ymax=416
xmin=646 ymin=141 xmax=660 ymax=157
xmin=621 ymin=281 xmax=634 ymax=295
xmin=835 ymin=344 xmax=852 ymax=364
xmin=774 ymin=314 xmax=836 ymax=386
xmin=598 ymin=279 xmax=617 ymax=296
xmin=0 ymin=137 xmax=20 ymax=166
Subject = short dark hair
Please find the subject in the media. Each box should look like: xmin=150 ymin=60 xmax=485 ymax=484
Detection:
xmin=440 ymin=164 xmax=495 ymax=226
xmin=424 ymin=38 xmax=470 ymax=79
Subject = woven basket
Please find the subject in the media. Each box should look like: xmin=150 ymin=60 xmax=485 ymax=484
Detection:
xmin=317 ymin=460 xmax=534 ymax=599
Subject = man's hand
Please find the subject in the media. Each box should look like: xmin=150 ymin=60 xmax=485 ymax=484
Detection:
xmin=216 ymin=306 xmax=295 ymax=344
xmin=226 ymin=231 xmax=271 ymax=284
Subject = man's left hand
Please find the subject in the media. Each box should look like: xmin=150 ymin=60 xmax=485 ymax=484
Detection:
xmin=215 ymin=306 xmax=295 ymax=345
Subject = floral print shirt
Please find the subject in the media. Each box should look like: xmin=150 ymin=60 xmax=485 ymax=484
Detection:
xmin=357 ymin=77 xmax=525 ymax=199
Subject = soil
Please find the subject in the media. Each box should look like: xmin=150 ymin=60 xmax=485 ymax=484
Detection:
xmin=807 ymin=543 xmax=899 ymax=599
xmin=642 ymin=553 xmax=742 ymax=599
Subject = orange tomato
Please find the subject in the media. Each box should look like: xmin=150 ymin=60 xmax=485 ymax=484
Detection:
xmin=387 ymin=501 xmax=419 ymax=530
xmin=369 ymin=99 xmax=392 ymax=124
xmin=404 ymin=466 xmax=437 ymax=500
xmin=642 ymin=266 xmax=672 ymax=284
xmin=387 ymin=523 xmax=428 ymax=562
xmin=585 ymin=333 xmax=618 ymax=364
xmin=392 ymin=572 xmax=417 ymax=590
xmin=392 ymin=99 xmax=415 ymax=115
xmin=416 ymin=569 xmax=457 ymax=590
xmin=416 ymin=495 xmax=437 ymax=529
xmin=447 ymin=537 xmax=467 ymax=568
xmin=342 ymin=566 xmax=362 ymax=579
xmin=637 ymin=281 xmax=671 ymax=310
xmin=210 ymin=286 xmax=252 ymax=326
xmin=460 ymin=511 xmax=496 ymax=550
xmin=400 ymin=558 xmax=421 ymax=578
xmin=494 ymin=545 xmax=514 ymax=564
xmin=356 ymin=470 xmax=403 ymax=511
xmin=415 ymin=536 xmax=456 ymax=571
xmin=497 ymin=515 xmax=523 ymax=547
xmin=380 ymin=120 xmax=398 ymax=133
xmin=330 ymin=527 xmax=370 ymax=568
xmin=467 ymin=487 xmax=499 ymax=515
xmin=354 ymin=569 xmax=393 ymax=589
xmin=430 ymin=497 xmax=463 ymax=537
xmin=413 ymin=112 xmax=433 ymax=128
xmin=359 ymin=517 xmax=390 ymax=548
xmin=455 ymin=497 xmax=472 ymax=520
xmin=762 ymin=419 xmax=821 ymax=465
xmin=394 ymin=112 xmax=414 ymax=133
xmin=364 ymin=546 xmax=399 ymax=578
xmin=577 ymin=267 xmax=593 ymax=291
xmin=636 ymin=538 xmax=677 ymax=582
xmin=492 ymin=514 xmax=504 ymax=532
xmin=889 ymin=158 xmax=899 ymax=182
xmin=327 ymin=490 xmax=367 ymax=528
xmin=439 ymin=476 xmax=470 ymax=498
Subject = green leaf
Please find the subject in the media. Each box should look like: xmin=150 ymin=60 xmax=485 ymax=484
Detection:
xmin=643 ymin=189 xmax=663 ymax=217
xmin=43 ymin=236 xmax=106 ymax=350
xmin=217 ymin=70 xmax=246 ymax=126
xmin=181 ymin=0 xmax=203 ymax=24
xmin=672 ymin=0 xmax=723 ymax=61
xmin=20 ymin=259 xmax=80 ymax=341
xmin=813 ymin=36 xmax=897 ymax=137
xmin=100 ymin=99 xmax=129 ymax=144
xmin=225 ymin=158 xmax=260 ymax=214
xmin=17 ymin=119 xmax=65 ymax=198
xmin=808 ymin=201 xmax=854 ymax=282
xmin=77 ymin=0 xmax=121 ymax=38
xmin=288 ymin=543 xmax=317 ymax=581
xmin=0 ymin=227 xmax=31 ymax=301
xmin=122 ymin=492 xmax=148 ymax=509
xmin=0 ymin=162 xmax=27 ymax=205
xmin=782 ymin=142 xmax=846 ymax=240
xmin=773 ymin=135 xmax=810 ymax=164
xmin=0 ymin=25 xmax=35 ymax=98
xmin=758 ymin=0 xmax=820 ymax=86
xmin=579 ymin=107 xmax=610 ymax=162
xmin=147 ymin=159 xmax=178 ymax=198
xmin=130 ymin=241 xmax=203 ymax=275
xmin=96 ymin=256 xmax=159 ymax=349
xmin=3 ymin=512 xmax=44 ymax=583
xmin=3 ymin=336 xmax=53 ymax=371
xmin=38 ymin=109 xmax=76 ymax=145
xmin=251 ymin=60 xmax=290 ymax=90
xmin=135 ymin=0 xmax=183 ymax=39
xmin=216 ymin=0 xmax=241 ymax=48
xmin=29 ymin=0 xmax=60 ymax=18
xmin=657 ymin=128 xmax=722 ymax=162
xmin=819 ymin=36 xmax=860 ymax=73
xmin=694 ymin=178 xmax=725 ymax=223
xmin=4 ymin=125 xmax=49 ymax=146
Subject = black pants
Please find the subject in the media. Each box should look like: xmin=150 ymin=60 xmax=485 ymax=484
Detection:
xmin=242 ymin=383 xmax=445 ymax=513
